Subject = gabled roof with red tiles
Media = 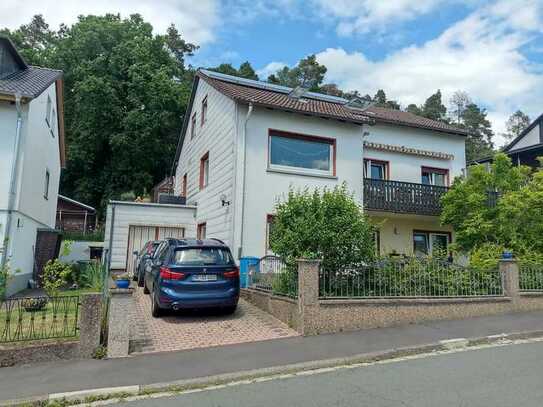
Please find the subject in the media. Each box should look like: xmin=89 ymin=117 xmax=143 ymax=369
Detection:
xmin=198 ymin=69 xmax=468 ymax=136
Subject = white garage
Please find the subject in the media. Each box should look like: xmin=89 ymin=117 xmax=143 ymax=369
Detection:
xmin=103 ymin=201 xmax=197 ymax=273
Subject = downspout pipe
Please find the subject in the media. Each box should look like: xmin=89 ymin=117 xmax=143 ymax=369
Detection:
xmin=1 ymin=93 xmax=23 ymax=270
xmin=238 ymin=102 xmax=254 ymax=258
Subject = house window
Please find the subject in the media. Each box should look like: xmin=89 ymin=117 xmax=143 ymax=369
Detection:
xmin=199 ymin=152 xmax=209 ymax=189
xmin=50 ymin=108 xmax=56 ymax=137
xmin=268 ymin=130 xmax=335 ymax=176
xmin=191 ymin=113 xmax=197 ymax=139
xmin=197 ymin=222 xmax=207 ymax=239
xmin=201 ymin=96 xmax=207 ymax=126
xmin=364 ymin=159 xmax=389 ymax=180
xmin=181 ymin=173 xmax=187 ymax=197
xmin=421 ymin=167 xmax=449 ymax=186
xmin=265 ymin=214 xmax=276 ymax=252
xmin=413 ymin=231 xmax=450 ymax=256
xmin=45 ymin=95 xmax=52 ymax=127
xmin=44 ymin=169 xmax=50 ymax=200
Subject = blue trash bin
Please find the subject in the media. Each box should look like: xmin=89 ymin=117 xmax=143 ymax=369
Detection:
xmin=239 ymin=257 xmax=260 ymax=288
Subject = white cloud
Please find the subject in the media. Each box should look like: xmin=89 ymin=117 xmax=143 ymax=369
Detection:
xmin=312 ymin=0 xmax=472 ymax=36
xmin=315 ymin=0 xmax=543 ymax=147
xmin=0 ymin=0 xmax=219 ymax=45
xmin=257 ymin=61 xmax=288 ymax=79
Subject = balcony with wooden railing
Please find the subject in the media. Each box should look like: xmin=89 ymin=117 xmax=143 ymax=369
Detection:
xmin=363 ymin=178 xmax=448 ymax=216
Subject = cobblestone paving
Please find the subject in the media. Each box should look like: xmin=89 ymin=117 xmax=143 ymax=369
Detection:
xmin=132 ymin=288 xmax=299 ymax=354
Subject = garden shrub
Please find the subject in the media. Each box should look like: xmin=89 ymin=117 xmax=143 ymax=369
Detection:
xmin=270 ymin=184 xmax=376 ymax=276
xmin=42 ymin=259 xmax=72 ymax=297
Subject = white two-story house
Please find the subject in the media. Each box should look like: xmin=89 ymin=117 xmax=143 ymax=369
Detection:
xmin=0 ymin=37 xmax=66 ymax=295
xmin=172 ymin=69 xmax=467 ymax=260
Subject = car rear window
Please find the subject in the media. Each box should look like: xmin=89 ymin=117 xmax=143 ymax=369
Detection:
xmin=173 ymin=248 xmax=233 ymax=266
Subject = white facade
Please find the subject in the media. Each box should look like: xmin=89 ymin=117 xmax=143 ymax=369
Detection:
xmin=174 ymin=73 xmax=467 ymax=260
xmin=0 ymin=83 xmax=62 ymax=295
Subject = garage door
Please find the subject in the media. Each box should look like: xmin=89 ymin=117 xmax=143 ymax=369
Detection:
xmin=126 ymin=225 xmax=185 ymax=276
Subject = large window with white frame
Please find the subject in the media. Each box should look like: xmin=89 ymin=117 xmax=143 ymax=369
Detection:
xmin=364 ymin=159 xmax=389 ymax=180
xmin=421 ymin=167 xmax=449 ymax=187
xmin=268 ymin=130 xmax=336 ymax=176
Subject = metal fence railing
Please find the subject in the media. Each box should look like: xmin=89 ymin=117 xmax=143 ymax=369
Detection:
xmin=0 ymin=295 xmax=80 ymax=343
xmin=519 ymin=264 xmax=543 ymax=292
xmin=248 ymin=256 xmax=298 ymax=298
xmin=319 ymin=258 xmax=504 ymax=299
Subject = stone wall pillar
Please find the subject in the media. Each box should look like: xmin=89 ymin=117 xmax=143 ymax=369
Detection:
xmin=107 ymin=287 xmax=134 ymax=358
xmin=500 ymin=259 xmax=520 ymax=302
xmin=297 ymin=259 xmax=321 ymax=336
xmin=78 ymin=292 xmax=102 ymax=358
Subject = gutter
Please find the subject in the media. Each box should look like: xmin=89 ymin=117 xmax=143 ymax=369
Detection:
xmin=1 ymin=93 xmax=23 ymax=270
xmin=237 ymin=102 xmax=254 ymax=258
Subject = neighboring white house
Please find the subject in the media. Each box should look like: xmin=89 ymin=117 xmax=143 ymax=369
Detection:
xmin=472 ymin=113 xmax=543 ymax=170
xmin=171 ymin=69 xmax=467 ymax=260
xmin=0 ymin=37 xmax=66 ymax=295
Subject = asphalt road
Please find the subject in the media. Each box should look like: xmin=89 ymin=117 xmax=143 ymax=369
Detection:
xmin=123 ymin=341 xmax=543 ymax=407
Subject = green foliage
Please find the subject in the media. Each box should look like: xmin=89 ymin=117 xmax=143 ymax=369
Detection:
xmin=62 ymin=230 xmax=105 ymax=242
xmin=441 ymin=152 xmax=538 ymax=255
xmin=461 ymin=103 xmax=495 ymax=161
xmin=210 ymin=61 xmax=259 ymax=80
xmin=270 ymin=184 xmax=376 ymax=274
xmin=4 ymin=14 xmax=196 ymax=216
xmin=42 ymin=260 xmax=73 ymax=296
xmin=77 ymin=261 xmax=107 ymax=291
xmin=372 ymin=89 xmax=400 ymax=110
xmin=92 ymin=345 xmax=108 ymax=360
xmin=267 ymin=55 xmax=327 ymax=91
xmin=504 ymin=110 xmax=530 ymax=141
xmin=0 ymin=263 xmax=10 ymax=301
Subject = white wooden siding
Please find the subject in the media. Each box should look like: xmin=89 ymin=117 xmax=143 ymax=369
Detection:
xmin=509 ymin=123 xmax=540 ymax=151
xmin=174 ymin=79 xmax=237 ymax=245
xmin=103 ymin=201 xmax=196 ymax=271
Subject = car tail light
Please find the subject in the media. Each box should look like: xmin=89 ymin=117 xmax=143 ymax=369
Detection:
xmin=160 ymin=267 xmax=185 ymax=280
xmin=224 ymin=268 xmax=239 ymax=279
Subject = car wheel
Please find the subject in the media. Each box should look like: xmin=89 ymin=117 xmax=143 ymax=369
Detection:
xmin=137 ymin=272 xmax=145 ymax=287
xmin=223 ymin=305 xmax=237 ymax=315
xmin=143 ymin=278 xmax=150 ymax=294
xmin=151 ymin=291 xmax=162 ymax=318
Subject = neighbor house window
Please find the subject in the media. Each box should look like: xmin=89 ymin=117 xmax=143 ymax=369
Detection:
xmin=364 ymin=159 xmax=389 ymax=180
xmin=413 ymin=231 xmax=450 ymax=256
xmin=268 ymin=130 xmax=335 ymax=176
xmin=44 ymin=169 xmax=50 ymax=200
xmin=181 ymin=173 xmax=187 ymax=197
xmin=421 ymin=167 xmax=449 ymax=187
xmin=197 ymin=222 xmax=207 ymax=239
xmin=45 ymin=95 xmax=52 ymax=127
xmin=50 ymin=108 xmax=56 ymax=137
xmin=191 ymin=112 xmax=197 ymax=139
xmin=265 ymin=214 xmax=276 ymax=252
xmin=199 ymin=152 xmax=209 ymax=189
xmin=201 ymin=96 xmax=208 ymax=126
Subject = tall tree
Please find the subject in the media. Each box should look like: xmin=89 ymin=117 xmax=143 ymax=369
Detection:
xmin=372 ymin=89 xmax=400 ymax=110
xmin=0 ymin=14 xmax=58 ymax=66
xmin=421 ymin=90 xmax=447 ymax=122
xmin=7 ymin=14 xmax=197 ymax=215
xmin=267 ymin=54 xmax=326 ymax=91
xmin=449 ymin=91 xmax=472 ymax=124
xmin=406 ymin=103 xmax=423 ymax=116
xmin=461 ymin=103 xmax=495 ymax=161
xmin=504 ymin=110 xmax=531 ymax=140
xmin=210 ymin=61 xmax=258 ymax=80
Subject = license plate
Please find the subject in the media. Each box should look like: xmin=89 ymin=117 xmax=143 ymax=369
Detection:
xmin=193 ymin=274 xmax=217 ymax=282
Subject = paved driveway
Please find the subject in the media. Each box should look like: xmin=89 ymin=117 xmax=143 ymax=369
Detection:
xmin=132 ymin=288 xmax=298 ymax=354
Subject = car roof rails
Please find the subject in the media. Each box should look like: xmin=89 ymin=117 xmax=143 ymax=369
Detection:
xmin=209 ymin=238 xmax=225 ymax=244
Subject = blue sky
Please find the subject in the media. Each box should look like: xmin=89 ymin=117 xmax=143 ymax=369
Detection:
xmin=2 ymin=0 xmax=543 ymax=145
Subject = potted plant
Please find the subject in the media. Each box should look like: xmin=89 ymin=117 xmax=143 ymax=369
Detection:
xmin=114 ymin=273 xmax=131 ymax=289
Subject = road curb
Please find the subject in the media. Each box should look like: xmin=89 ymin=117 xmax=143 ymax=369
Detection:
xmin=3 ymin=329 xmax=543 ymax=406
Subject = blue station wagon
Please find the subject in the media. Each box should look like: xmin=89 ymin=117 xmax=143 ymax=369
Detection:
xmin=143 ymin=238 xmax=240 ymax=317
